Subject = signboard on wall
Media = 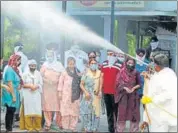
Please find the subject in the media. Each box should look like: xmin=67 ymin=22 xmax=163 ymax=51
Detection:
xmin=71 ymin=1 xmax=145 ymax=9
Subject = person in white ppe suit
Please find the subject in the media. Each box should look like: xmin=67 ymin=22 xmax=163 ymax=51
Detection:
xmin=141 ymin=53 xmax=177 ymax=132
xmin=14 ymin=42 xmax=28 ymax=73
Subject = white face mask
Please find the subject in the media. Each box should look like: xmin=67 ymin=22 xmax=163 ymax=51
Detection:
xmin=108 ymin=56 xmax=116 ymax=66
xmin=150 ymin=42 xmax=159 ymax=50
xmin=136 ymin=54 xmax=146 ymax=66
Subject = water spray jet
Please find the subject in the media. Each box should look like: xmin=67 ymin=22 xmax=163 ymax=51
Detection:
xmin=1 ymin=1 xmax=150 ymax=67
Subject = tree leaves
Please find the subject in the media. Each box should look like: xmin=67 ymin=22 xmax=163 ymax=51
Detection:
xmin=3 ymin=15 xmax=39 ymax=60
xmin=127 ymin=33 xmax=136 ymax=56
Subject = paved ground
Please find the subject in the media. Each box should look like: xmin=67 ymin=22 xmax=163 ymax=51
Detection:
xmin=1 ymin=106 xmax=144 ymax=132
xmin=1 ymin=109 xmax=108 ymax=132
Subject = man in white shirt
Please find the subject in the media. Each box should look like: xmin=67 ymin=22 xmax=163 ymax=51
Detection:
xmin=141 ymin=53 xmax=177 ymax=132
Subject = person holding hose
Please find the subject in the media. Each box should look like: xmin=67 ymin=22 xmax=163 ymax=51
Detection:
xmin=141 ymin=53 xmax=177 ymax=132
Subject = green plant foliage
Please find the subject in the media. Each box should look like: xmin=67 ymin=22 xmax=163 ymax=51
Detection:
xmin=115 ymin=21 xmax=137 ymax=56
xmin=3 ymin=14 xmax=39 ymax=61
xmin=127 ymin=33 xmax=136 ymax=56
xmin=127 ymin=34 xmax=151 ymax=57
xmin=142 ymin=36 xmax=151 ymax=48
xmin=4 ymin=16 xmax=19 ymax=60
xmin=114 ymin=20 xmax=118 ymax=47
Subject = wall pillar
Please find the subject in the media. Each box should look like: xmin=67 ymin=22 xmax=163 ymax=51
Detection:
xmin=136 ymin=21 xmax=140 ymax=49
xmin=104 ymin=16 xmax=111 ymax=42
xmin=118 ymin=18 xmax=128 ymax=53
xmin=100 ymin=16 xmax=111 ymax=62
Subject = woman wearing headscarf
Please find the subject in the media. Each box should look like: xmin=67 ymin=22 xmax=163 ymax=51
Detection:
xmin=40 ymin=49 xmax=65 ymax=131
xmin=57 ymin=57 xmax=81 ymax=132
xmin=2 ymin=54 xmax=23 ymax=132
xmin=0 ymin=57 xmax=11 ymax=128
xmin=19 ymin=59 xmax=43 ymax=132
xmin=115 ymin=57 xmax=141 ymax=132
xmin=80 ymin=59 xmax=103 ymax=132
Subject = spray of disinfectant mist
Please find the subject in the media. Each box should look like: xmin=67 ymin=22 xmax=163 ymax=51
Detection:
xmin=1 ymin=1 xmax=149 ymax=66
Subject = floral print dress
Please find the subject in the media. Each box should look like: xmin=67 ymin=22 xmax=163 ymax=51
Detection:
xmin=80 ymin=70 xmax=101 ymax=132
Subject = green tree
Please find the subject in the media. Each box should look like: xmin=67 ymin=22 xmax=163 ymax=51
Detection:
xmin=3 ymin=14 xmax=39 ymax=60
xmin=114 ymin=20 xmax=118 ymax=47
xmin=127 ymin=35 xmax=151 ymax=57
xmin=142 ymin=36 xmax=151 ymax=48
xmin=115 ymin=21 xmax=136 ymax=56
xmin=127 ymin=33 xmax=136 ymax=56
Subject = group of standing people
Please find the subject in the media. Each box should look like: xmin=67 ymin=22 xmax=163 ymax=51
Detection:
xmin=1 ymin=38 xmax=177 ymax=133
xmin=1 ymin=44 xmax=104 ymax=132
xmin=101 ymin=50 xmax=143 ymax=133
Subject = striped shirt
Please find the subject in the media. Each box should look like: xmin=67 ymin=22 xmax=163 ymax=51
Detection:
xmin=101 ymin=60 xmax=122 ymax=94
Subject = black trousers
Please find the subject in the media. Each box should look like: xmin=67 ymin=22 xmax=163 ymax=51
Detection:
xmin=41 ymin=111 xmax=45 ymax=127
xmin=14 ymin=93 xmax=20 ymax=122
xmin=5 ymin=105 xmax=16 ymax=131
xmin=104 ymin=94 xmax=118 ymax=133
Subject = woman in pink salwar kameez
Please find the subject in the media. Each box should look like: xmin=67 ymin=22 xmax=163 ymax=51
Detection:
xmin=58 ymin=57 xmax=81 ymax=132
xmin=40 ymin=50 xmax=65 ymax=131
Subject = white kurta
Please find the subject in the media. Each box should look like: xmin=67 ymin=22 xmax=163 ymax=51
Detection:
xmin=143 ymin=68 xmax=177 ymax=132
xmin=22 ymin=71 xmax=43 ymax=116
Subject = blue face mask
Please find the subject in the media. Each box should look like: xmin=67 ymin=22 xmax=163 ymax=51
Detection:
xmin=90 ymin=64 xmax=98 ymax=71
xmin=118 ymin=57 xmax=125 ymax=63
